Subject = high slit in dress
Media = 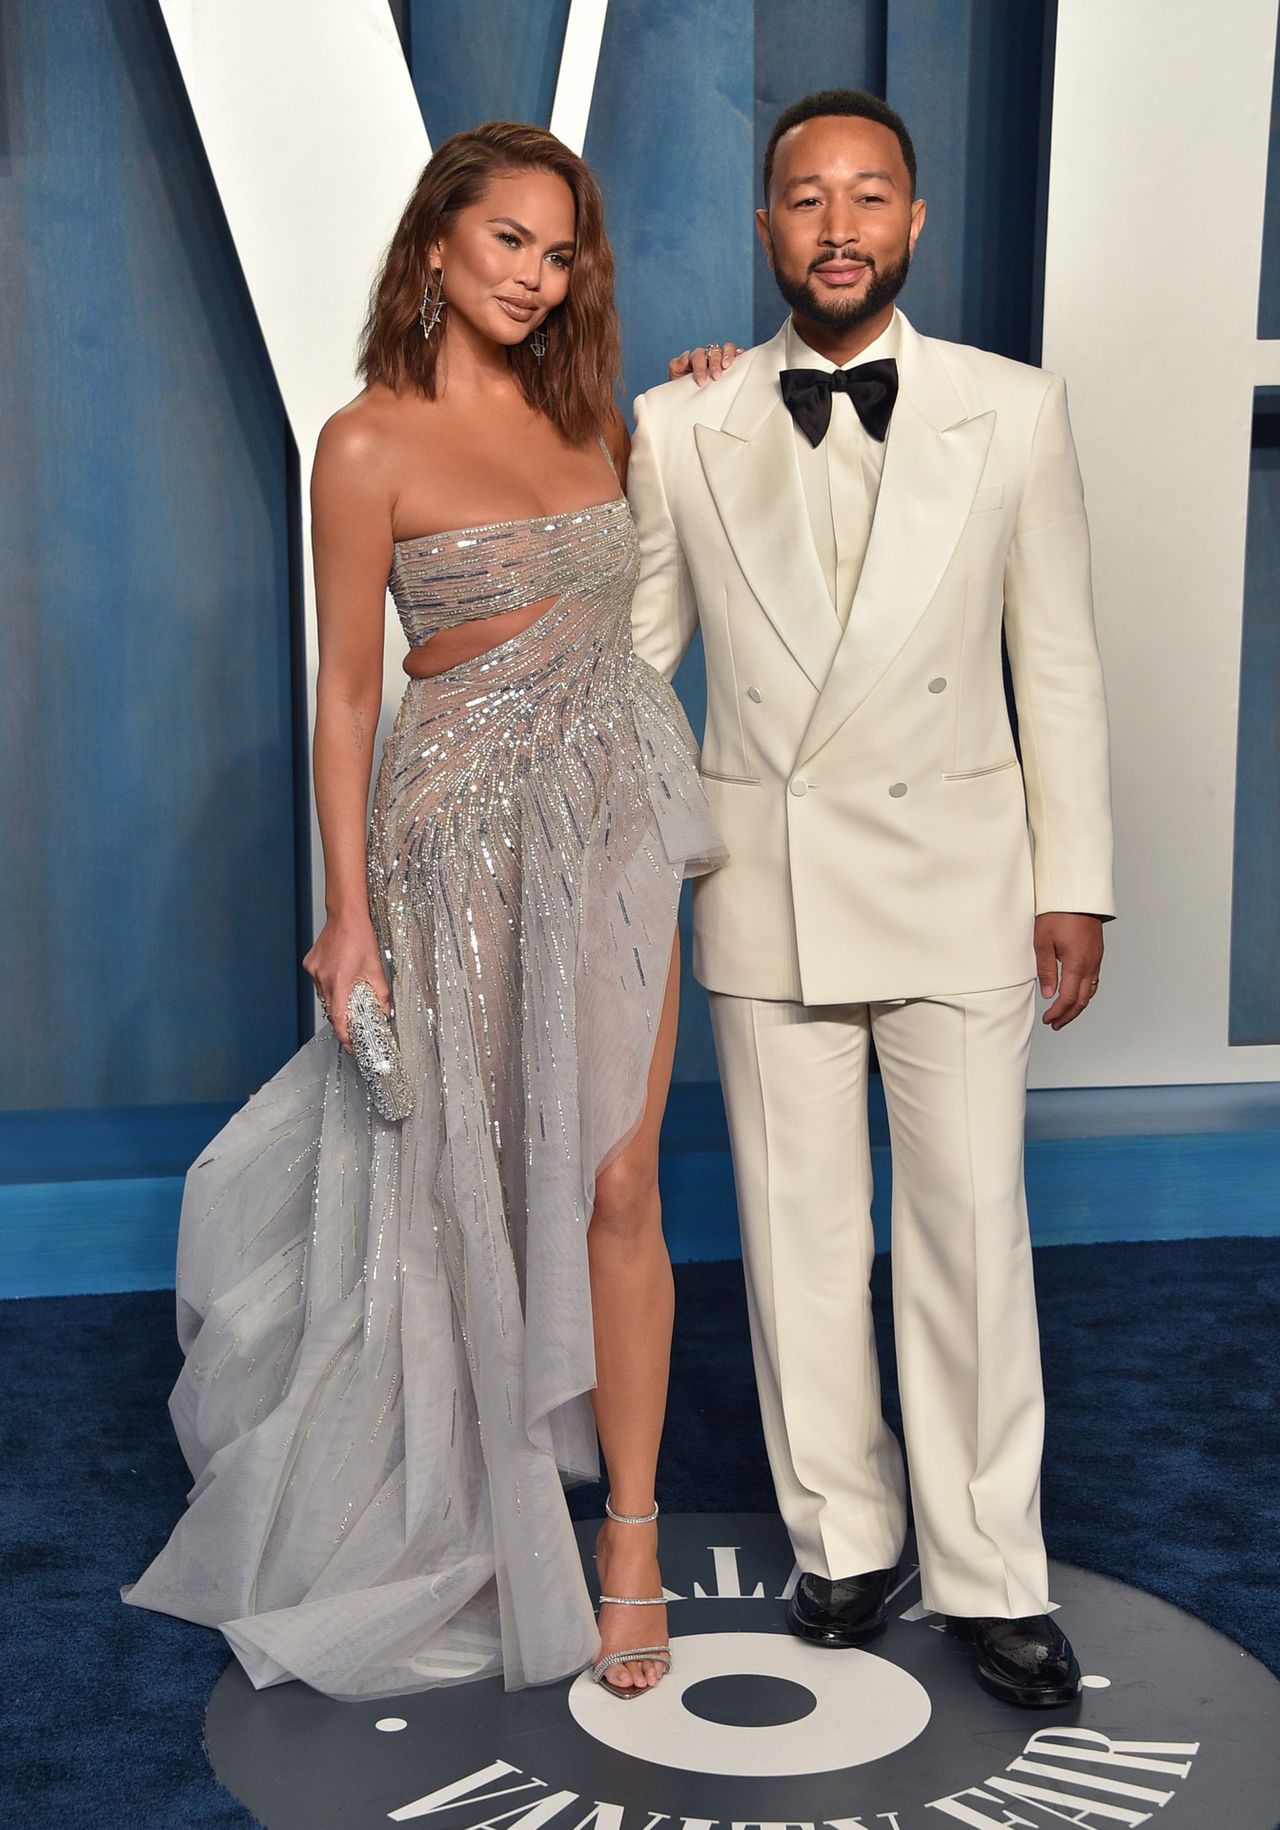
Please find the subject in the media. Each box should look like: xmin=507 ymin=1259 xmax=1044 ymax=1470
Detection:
xmin=122 ymin=489 xmax=725 ymax=1700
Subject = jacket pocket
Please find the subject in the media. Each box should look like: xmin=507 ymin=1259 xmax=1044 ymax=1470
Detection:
xmin=700 ymin=767 xmax=761 ymax=787
xmin=942 ymin=757 xmax=1019 ymax=781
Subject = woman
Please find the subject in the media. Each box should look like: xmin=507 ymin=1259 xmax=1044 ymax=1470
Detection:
xmin=122 ymin=123 xmax=724 ymax=1701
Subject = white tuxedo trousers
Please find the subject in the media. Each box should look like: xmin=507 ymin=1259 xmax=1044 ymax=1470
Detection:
xmin=708 ymin=981 xmax=1050 ymax=1620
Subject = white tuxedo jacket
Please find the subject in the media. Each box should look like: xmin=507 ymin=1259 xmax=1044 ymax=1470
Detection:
xmin=628 ymin=312 xmax=1115 ymax=1006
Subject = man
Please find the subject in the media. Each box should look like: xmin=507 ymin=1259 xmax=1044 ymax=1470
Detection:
xmin=631 ymin=89 xmax=1113 ymax=1707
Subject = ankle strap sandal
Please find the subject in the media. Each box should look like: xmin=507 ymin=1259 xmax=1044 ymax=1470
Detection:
xmin=592 ymin=1497 xmax=671 ymax=1698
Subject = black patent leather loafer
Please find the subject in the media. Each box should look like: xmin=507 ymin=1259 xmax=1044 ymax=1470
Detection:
xmin=945 ymin=1614 xmax=1082 ymax=1707
xmin=787 ymin=1568 xmax=897 ymax=1646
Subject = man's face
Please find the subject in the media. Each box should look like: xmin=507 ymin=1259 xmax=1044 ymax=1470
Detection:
xmin=757 ymin=114 xmax=925 ymax=334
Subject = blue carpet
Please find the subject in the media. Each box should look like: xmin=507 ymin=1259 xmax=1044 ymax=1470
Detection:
xmin=2 ymin=1238 xmax=1277 ymax=1827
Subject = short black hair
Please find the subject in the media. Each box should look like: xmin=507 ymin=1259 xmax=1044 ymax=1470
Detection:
xmin=762 ymin=89 xmax=917 ymax=203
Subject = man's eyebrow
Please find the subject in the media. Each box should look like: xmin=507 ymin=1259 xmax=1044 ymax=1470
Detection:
xmin=488 ymin=215 xmax=576 ymax=250
xmin=782 ymin=169 xmax=896 ymax=191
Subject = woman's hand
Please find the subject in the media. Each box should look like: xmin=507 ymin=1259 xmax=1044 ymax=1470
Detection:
xmin=667 ymin=340 xmax=741 ymax=386
xmin=302 ymin=914 xmax=391 ymax=1050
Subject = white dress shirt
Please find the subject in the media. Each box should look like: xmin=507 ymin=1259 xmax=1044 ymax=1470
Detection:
xmin=784 ymin=310 xmax=902 ymax=626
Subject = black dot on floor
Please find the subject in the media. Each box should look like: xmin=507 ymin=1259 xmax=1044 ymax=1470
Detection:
xmin=681 ymin=1674 xmax=817 ymax=1728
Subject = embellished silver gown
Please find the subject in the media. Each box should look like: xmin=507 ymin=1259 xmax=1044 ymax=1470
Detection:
xmin=122 ymin=490 xmax=724 ymax=1700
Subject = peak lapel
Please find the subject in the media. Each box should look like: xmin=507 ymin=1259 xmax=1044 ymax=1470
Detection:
xmin=798 ymin=320 xmax=994 ymax=767
xmin=695 ymin=329 xmax=841 ymax=692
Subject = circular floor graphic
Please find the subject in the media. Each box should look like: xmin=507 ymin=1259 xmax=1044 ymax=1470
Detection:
xmin=205 ymin=1514 xmax=1280 ymax=1829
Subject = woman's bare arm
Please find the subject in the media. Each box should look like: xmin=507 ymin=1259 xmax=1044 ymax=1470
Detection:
xmin=604 ymin=403 xmax=631 ymax=490
xmin=301 ymin=407 xmax=395 ymax=1044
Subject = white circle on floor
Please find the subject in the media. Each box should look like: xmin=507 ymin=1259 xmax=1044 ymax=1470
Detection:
xmin=1081 ymin=1674 xmax=1111 ymax=1689
xmin=567 ymin=1631 xmax=931 ymax=1775
xmin=374 ymin=1717 xmax=407 ymax=1732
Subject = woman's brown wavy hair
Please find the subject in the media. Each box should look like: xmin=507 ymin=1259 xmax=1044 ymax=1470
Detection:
xmin=357 ymin=122 xmax=620 ymax=446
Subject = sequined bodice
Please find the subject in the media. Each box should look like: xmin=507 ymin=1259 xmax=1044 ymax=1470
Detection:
xmin=388 ymin=495 xmax=635 ymax=647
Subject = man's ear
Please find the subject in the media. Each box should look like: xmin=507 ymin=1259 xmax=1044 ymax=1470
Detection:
xmin=907 ymin=196 xmax=926 ymax=258
xmin=754 ymin=207 xmax=775 ymax=271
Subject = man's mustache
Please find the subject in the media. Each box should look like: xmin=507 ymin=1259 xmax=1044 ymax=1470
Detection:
xmin=808 ymin=249 xmax=876 ymax=273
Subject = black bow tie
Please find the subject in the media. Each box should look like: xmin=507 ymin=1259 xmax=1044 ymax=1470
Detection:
xmin=779 ymin=357 xmax=898 ymax=447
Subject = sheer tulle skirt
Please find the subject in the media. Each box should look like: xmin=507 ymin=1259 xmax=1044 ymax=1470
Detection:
xmin=122 ymin=589 xmax=724 ymax=1700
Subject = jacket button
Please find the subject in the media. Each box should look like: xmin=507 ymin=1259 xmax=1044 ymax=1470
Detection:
xmin=747 ymin=686 xmax=763 ymax=703
xmin=928 ymin=677 xmax=947 ymax=693
xmin=790 ymin=777 xmax=808 ymax=797
xmin=889 ymin=781 xmax=908 ymax=798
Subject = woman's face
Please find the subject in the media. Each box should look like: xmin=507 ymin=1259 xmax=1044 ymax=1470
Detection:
xmin=432 ymin=167 xmax=576 ymax=350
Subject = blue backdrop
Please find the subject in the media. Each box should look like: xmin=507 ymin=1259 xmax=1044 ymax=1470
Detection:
xmin=3 ymin=0 xmax=1275 ymax=1185
xmin=1232 ymin=19 xmax=1280 ymax=1043
xmin=0 ymin=1 xmax=303 ymax=1111
xmin=0 ymin=0 xmax=1057 ymax=1125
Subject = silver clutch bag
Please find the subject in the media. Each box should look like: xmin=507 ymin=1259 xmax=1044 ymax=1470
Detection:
xmin=346 ymin=979 xmax=415 ymax=1122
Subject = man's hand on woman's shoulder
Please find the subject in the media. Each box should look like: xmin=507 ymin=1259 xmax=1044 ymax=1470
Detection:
xmin=667 ymin=341 xmax=742 ymax=387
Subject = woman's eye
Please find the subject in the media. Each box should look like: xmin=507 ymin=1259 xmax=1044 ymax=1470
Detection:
xmin=497 ymin=231 xmax=521 ymax=247
xmin=548 ymin=252 xmax=572 ymax=269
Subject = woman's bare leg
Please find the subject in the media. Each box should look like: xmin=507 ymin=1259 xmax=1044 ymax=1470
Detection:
xmin=587 ymin=933 xmax=681 ymax=1690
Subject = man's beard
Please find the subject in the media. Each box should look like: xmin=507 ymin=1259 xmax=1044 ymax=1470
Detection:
xmin=774 ymin=244 xmax=911 ymax=332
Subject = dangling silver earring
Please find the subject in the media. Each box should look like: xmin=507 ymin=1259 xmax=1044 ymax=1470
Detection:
xmin=418 ymin=268 xmax=445 ymax=341
xmin=529 ymin=323 xmax=548 ymax=360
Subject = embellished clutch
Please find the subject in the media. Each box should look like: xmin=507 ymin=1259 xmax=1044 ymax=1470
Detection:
xmin=346 ymin=979 xmax=415 ymax=1122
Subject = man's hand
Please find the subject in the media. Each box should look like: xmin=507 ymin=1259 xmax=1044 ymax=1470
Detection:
xmin=667 ymin=341 xmax=741 ymax=386
xmin=1035 ymin=913 xmax=1104 ymax=1029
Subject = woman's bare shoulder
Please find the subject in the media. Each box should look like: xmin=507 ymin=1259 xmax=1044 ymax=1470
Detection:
xmin=316 ymin=384 xmax=413 ymax=474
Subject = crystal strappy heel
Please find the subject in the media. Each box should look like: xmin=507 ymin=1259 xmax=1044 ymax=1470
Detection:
xmin=592 ymin=1497 xmax=672 ymax=1698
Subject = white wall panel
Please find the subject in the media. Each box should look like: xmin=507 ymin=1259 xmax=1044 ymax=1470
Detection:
xmin=157 ymin=0 xmax=430 ymax=927
xmin=550 ymin=0 xmax=609 ymax=153
xmin=1037 ymin=0 xmax=1280 ymax=1086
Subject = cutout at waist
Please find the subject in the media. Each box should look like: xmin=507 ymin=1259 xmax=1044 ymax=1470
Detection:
xmin=403 ymin=595 xmax=560 ymax=680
